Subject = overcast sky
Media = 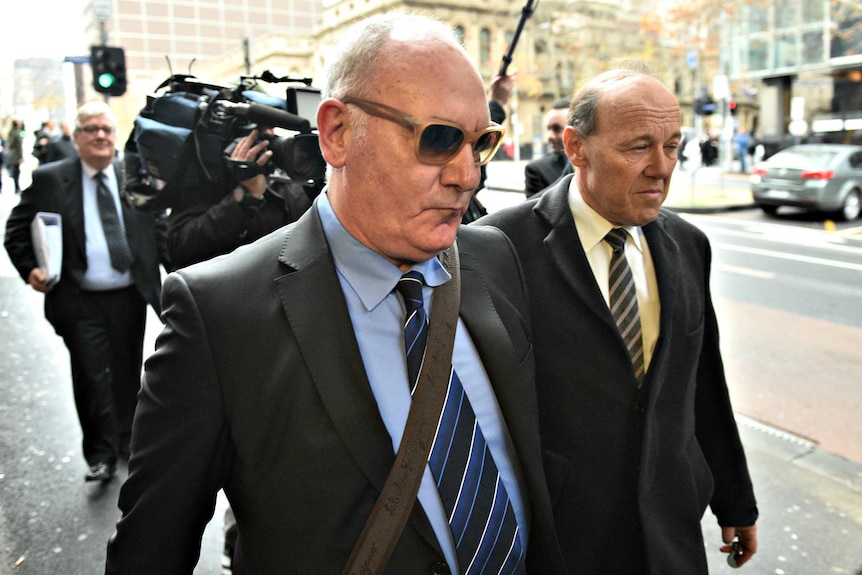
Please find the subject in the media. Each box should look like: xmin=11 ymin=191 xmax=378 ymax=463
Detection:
xmin=2 ymin=2 xmax=86 ymax=70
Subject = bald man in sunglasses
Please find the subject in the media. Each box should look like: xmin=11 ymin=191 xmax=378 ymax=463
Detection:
xmin=107 ymin=12 xmax=565 ymax=575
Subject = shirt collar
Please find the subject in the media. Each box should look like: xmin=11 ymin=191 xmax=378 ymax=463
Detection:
xmin=317 ymin=191 xmax=450 ymax=312
xmin=80 ymin=160 xmax=106 ymax=180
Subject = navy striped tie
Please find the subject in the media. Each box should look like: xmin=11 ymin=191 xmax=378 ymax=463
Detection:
xmin=396 ymin=272 xmax=525 ymax=575
xmin=604 ymin=228 xmax=645 ymax=386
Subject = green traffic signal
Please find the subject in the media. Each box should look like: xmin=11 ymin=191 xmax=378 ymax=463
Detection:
xmin=90 ymin=45 xmax=127 ymax=96
xmin=98 ymin=72 xmax=117 ymax=89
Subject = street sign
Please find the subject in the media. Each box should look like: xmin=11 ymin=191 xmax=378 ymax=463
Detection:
xmin=791 ymin=97 xmax=805 ymax=121
xmin=713 ymin=74 xmax=729 ymax=101
xmin=64 ymin=55 xmax=91 ymax=65
xmin=93 ymin=0 xmax=112 ymax=21
xmin=686 ymin=51 xmax=698 ymax=70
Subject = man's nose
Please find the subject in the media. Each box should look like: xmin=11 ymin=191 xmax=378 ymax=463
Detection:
xmin=442 ymin=142 xmax=482 ymax=191
xmin=646 ymin=148 xmax=673 ymax=179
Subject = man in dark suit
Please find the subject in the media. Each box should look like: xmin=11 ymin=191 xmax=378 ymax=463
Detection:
xmin=524 ymin=97 xmax=570 ymax=198
xmin=105 ymin=13 xmax=565 ymax=575
xmin=4 ymin=101 xmax=170 ymax=483
xmin=41 ymin=120 xmax=78 ymax=164
xmin=478 ymin=66 xmax=758 ymax=573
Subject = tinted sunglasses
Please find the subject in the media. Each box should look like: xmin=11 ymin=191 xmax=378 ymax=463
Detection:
xmin=340 ymin=96 xmax=505 ymax=166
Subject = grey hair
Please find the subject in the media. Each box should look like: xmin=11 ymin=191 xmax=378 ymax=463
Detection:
xmin=322 ymin=12 xmax=467 ymax=100
xmin=74 ymin=101 xmax=117 ymax=131
xmin=568 ymin=60 xmax=660 ymax=136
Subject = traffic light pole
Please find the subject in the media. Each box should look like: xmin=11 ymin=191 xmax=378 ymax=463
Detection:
xmin=99 ymin=21 xmax=109 ymax=101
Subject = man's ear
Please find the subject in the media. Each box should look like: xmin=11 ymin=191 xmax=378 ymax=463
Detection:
xmin=563 ymin=125 xmax=587 ymax=168
xmin=317 ymin=99 xmax=350 ymax=169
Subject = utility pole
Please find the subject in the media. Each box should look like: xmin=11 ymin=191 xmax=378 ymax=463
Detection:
xmin=243 ymin=37 xmax=252 ymax=75
xmin=93 ymin=0 xmax=113 ymax=101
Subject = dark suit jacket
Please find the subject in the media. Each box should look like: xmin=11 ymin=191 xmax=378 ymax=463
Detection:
xmin=105 ymin=203 xmax=567 ymax=575
xmin=477 ymin=176 xmax=757 ymax=574
xmin=524 ymin=151 xmax=568 ymax=198
xmin=3 ymin=156 xmax=168 ymax=333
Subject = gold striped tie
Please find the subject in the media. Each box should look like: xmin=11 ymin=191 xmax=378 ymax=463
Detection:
xmin=605 ymin=229 xmax=645 ymax=386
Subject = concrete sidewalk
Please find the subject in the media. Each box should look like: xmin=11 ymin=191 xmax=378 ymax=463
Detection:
xmin=665 ymin=165 xmax=755 ymax=213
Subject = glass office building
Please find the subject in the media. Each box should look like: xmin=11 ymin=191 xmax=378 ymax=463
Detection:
xmin=724 ymin=0 xmax=862 ymax=146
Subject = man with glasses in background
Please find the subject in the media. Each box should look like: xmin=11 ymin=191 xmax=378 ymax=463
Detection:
xmin=4 ymin=101 xmax=171 ymax=484
xmin=106 ymin=13 xmax=566 ymax=575
xmin=524 ymin=98 xmax=571 ymax=198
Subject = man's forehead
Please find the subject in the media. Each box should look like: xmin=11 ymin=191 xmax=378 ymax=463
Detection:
xmin=80 ymin=114 xmax=112 ymax=124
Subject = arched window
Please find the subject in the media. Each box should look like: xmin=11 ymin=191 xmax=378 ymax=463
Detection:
xmin=480 ymin=28 xmax=491 ymax=64
xmin=454 ymin=25 xmax=465 ymax=45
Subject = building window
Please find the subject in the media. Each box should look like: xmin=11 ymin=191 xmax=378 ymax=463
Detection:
xmin=802 ymin=30 xmax=824 ymax=65
xmin=749 ymin=38 xmax=769 ymax=72
xmin=480 ymin=28 xmax=491 ymax=64
xmin=831 ymin=10 xmax=862 ymax=59
xmin=454 ymin=25 xmax=465 ymax=45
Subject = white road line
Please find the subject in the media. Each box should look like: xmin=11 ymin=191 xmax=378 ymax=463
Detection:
xmin=715 ymin=242 xmax=862 ymax=271
xmin=713 ymin=263 xmax=775 ymax=279
xmin=681 ymin=214 xmax=862 ymax=253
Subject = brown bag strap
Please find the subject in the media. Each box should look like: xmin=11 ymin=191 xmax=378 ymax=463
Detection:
xmin=341 ymin=244 xmax=461 ymax=575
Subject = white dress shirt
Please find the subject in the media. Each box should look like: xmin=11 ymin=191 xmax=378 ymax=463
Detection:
xmin=567 ymin=182 xmax=661 ymax=370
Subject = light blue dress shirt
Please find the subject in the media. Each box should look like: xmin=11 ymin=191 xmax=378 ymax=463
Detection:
xmin=79 ymin=162 xmax=134 ymax=291
xmin=317 ymin=192 xmax=528 ymax=571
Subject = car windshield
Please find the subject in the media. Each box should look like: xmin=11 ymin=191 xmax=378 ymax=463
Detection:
xmin=769 ymin=150 xmax=839 ymax=169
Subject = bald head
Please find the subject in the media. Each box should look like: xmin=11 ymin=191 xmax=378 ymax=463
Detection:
xmin=323 ymin=13 xmax=480 ymax=101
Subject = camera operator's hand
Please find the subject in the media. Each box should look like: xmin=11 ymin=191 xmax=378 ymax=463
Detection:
xmin=231 ymin=129 xmax=272 ymax=199
xmin=489 ymin=71 xmax=516 ymax=107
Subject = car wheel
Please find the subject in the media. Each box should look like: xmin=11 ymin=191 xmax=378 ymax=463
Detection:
xmin=837 ymin=189 xmax=861 ymax=221
xmin=758 ymin=204 xmax=779 ymax=215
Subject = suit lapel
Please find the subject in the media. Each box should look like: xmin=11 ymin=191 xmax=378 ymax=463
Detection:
xmin=641 ymin=214 xmax=681 ymax=398
xmin=273 ymin=206 xmax=440 ymax=548
xmin=534 ymin=183 xmax=619 ymax=332
xmin=62 ymin=159 xmax=87 ymax=261
xmin=274 ymin=208 xmax=394 ymax=487
xmin=457 ymin=243 xmax=537 ymax=522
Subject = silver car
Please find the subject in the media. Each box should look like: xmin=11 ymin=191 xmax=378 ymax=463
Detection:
xmin=750 ymin=144 xmax=862 ymax=221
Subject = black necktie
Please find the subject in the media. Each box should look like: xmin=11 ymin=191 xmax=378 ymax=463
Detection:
xmin=94 ymin=172 xmax=134 ymax=272
xmin=604 ymin=228 xmax=645 ymax=385
xmin=396 ymin=272 xmax=525 ymax=574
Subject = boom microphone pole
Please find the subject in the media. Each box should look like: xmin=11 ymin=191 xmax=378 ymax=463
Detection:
xmin=499 ymin=0 xmax=538 ymax=76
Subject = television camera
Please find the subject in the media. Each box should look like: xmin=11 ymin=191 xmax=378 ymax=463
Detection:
xmin=124 ymin=71 xmax=326 ymax=211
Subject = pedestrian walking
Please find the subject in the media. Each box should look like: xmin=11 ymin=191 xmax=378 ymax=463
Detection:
xmin=105 ymin=13 xmax=565 ymax=575
xmin=478 ymin=64 xmax=758 ymax=574
xmin=6 ymin=119 xmax=24 ymax=193
xmin=4 ymin=101 xmax=171 ymax=483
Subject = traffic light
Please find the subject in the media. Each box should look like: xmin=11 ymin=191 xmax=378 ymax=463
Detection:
xmin=729 ymin=100 xmax=738 ymax=115
xmin=90 ymin=46 xmax=127 ymax=97
xmin=694 ymin=95 xmax=716 ymax=116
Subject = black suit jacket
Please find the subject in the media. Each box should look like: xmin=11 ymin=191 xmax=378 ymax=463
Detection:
xmin=524 ymin=151 xmax=569 ymax=198
xmin=105 ymin=203 xmax=567 ymax=575
xmin=4 ymin=156 xmax=168 ymax=332
xmin=478 ymin=177 xmax=757 ymax=574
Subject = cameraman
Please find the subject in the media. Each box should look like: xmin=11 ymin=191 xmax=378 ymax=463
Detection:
xmin=167 ymin=128 xmax=317 ymax=268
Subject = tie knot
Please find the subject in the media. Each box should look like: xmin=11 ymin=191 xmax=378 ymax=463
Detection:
xmin=94 ymin=171 xmax=107 ymax=182
xmin=396 ymin=271 xmax=425 ymax=312
xmin=604 ymin=228 xmax=629 ymax=252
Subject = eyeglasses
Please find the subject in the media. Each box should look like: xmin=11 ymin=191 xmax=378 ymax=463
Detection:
xmin=340 ymin=97 xmax=505 ymax=166
xmin=79 ymin=125 xmax=115 ymax=135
